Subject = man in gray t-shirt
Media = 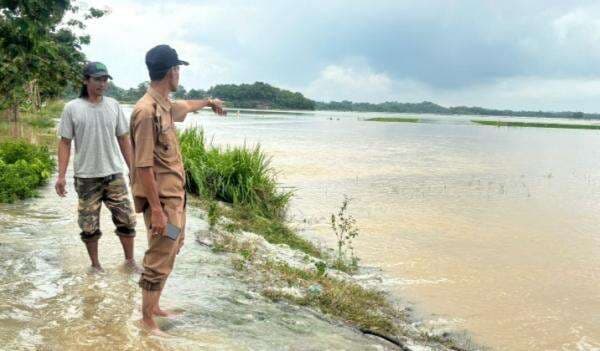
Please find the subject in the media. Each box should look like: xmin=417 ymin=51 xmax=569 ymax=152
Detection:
xmin=55 ymin=62 xmax=139 ymax=272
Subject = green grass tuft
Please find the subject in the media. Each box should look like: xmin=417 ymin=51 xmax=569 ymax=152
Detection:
xmin=180 ymin=128 xmax=321 ymax=257
xmin=472 ymin=120 xmax=600 ymax=130
xmin=365 ymin=117 xmax=420 ymax=123
xmin=261 ymin=260 xmax=400 ymax=334
xmin=180 ymin=128 xmax=292 ymax=221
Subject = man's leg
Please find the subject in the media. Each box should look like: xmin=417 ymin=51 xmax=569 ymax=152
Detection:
xmin=154 ymin=204 xmax=186 ymax=317
xmin=84 ymin=239 xmax=101 ymax=269
xmin=139 ymin=200 xmax=184 ymax=330
xmin=102 ymin=174 xmax=139 ymax=270
xmin=75 ymin=177 xmax=104 ymax=271
xmin=141 ymin=289 xmax=162 ymax=332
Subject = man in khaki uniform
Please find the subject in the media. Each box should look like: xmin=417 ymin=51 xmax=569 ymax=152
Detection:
xmin=130 ymin=44 xmax=225 ymax=333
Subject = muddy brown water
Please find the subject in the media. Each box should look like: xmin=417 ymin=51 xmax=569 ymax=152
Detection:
xmin=0 ymin=119 xmax=397 ymax=350
xmin=192 ymin=109 xmax=600 ymax=351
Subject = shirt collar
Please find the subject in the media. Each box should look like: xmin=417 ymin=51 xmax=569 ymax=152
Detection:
xmin=147 ymin=87 xmax=171 ymax=112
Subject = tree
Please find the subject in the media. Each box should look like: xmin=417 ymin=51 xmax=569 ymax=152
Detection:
xmin=207 ymin=82 xmax=315 ymax=110
xmin=187 ymin=88 xmax=207 ymax=99
xmin=173 ymin=85 xmax=187 ymax=99
xmin=0 ymin=0 xmax=105 ymax=121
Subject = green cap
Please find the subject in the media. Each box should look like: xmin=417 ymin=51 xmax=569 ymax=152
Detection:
xmin=83 ymin=62 xmax=113 ymax=79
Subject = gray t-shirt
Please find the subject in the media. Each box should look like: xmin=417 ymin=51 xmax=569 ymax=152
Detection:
xmin=58 ymin=97 xmax=129 ymax=178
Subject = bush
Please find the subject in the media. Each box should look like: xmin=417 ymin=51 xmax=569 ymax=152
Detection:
xmin=0 ymin=140 xmax=55 ymax=203
xmin=179 ymin=128 xmax=292 ymax=220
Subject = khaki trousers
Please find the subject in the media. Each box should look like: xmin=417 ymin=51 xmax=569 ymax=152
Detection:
xmin=138 ymin=197 xmax=186 ymax=291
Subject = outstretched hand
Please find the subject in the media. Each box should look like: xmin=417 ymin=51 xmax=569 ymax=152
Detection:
xmin=209 ymin=98 xmax=227 ymax=116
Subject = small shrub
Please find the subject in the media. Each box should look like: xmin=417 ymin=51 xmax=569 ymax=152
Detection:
xmin=0 ymin=140 xmax=55 ymax=203
xmin=207 ymin=200 xmax=221 ymax=229
xmin=330 ymin=195 xmax=360 ymax=273
xmin=314 ymin=261 xmax=327 ymax=277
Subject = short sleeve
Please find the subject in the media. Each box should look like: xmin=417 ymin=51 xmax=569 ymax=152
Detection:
xmin=58 ymin=104 xmax=74 ymax=139
xmin=115 ymin=103 xmax=129 ymax=136
xmin=171 ymin=100 xmax=188 ymax=122
xmin=132 ymin=109 xmax=155 ymax=167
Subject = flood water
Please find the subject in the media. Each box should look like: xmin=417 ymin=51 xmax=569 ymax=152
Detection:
xmin=0 ymin=121 xmax=395 ymax=350
xmin=189 ymin=109 xmax=600 ymax=351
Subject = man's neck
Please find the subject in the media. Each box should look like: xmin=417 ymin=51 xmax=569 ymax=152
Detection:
xmin=150 ymin=82 xmax=171 ymax=99
xmin=87 ymin=95 xmax=103 ymax=104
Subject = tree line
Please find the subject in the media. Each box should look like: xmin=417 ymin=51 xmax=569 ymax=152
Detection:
xmin=94 ymin=81 xmax=316 ymax=111
xmin=102 ymin=81 xmax=599 ymax=118
xmin=315 ymin=100 xmax=599 ymax=119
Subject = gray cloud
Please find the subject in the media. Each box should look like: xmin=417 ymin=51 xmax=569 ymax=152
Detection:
xmin=83 ymin=0 xmax=600 ymax=111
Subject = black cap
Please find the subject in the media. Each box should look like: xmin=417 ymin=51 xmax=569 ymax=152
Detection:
xmin=145 ymin=44 xmax=189 ymax=75
xmin=83 ymin=62 xmax=112 ymax=79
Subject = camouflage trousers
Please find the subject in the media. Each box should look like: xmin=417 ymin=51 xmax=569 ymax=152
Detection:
xmin=74 ymin=173 xmax=136 ymax=243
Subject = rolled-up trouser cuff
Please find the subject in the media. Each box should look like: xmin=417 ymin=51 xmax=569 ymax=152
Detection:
xmin=115 ymin=226 xmax=136 ymax=238
xmin=80 ymin=229 xmax=102 ymax=243
xmin=138 ymin=278 xmax=163 ymax=291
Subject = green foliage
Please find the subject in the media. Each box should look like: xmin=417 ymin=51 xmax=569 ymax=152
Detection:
xmin=173 ymin=85 xmax=187 ymax=99
xmin=206 ymin=200 xmax=221 ymax=229
xmin=102 ymin=80 xmax=314 ymax=110
xmin=179 ymin=128 xmax=292 ymax=221
xmin=209 ymin=82 xmax=315 ymax=110
xmin=366 ymin=117 xmax=420 ymax=123
xmin=181 ymin=128 xmax=321 ymax=257
xmin=0 ymin=1 xmax=106 ymax=118
xmin=316 ymin=100 xmax=599 ymax=119
xmin=330 ymin=196 xmax=360 ymax=274
xmin=314 ymin=261 xmax=327 ymax=277
xmin=262 ymin=260 xmax=398 ymax=334
xmin=104 ymin=81 xmax=149 ymax=103
xmin=226 ymin=210 xmax=321 ymax=257
xmin=0 ymin=139 xmax=55 ymax=203
xmin=472 ymin=120 xmax=600 ymax=130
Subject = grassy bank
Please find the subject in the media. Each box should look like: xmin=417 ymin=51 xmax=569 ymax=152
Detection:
xmin=204 ymin=228 xmax=473 ymax=350
xmin=206 ymin=229 xmax=401 ymax=336
xmin=472 ymin=119 xmax=600 ymax=130
xmin=180 ymin=128 xmax=321 ymax=257
xmin=365 ymin=117 xmax=420 ymax=123
xmin=20 ymin=100 xmax=64 ymax=129
xmin=260 ymin=259 xmax=399 ymax=333
xmin=1 ymin=100 xmax=64 ymax=150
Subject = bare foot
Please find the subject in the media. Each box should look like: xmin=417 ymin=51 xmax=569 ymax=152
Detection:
xmin=88 ymin=265 xmax=105 ymax=274
xmin=138 ymin=318 xmax=168 ymax=337
xmin=124 ymin=259 xmax=144 ymax=274
xmin=153 ymin=307 xmax=183 ymax=318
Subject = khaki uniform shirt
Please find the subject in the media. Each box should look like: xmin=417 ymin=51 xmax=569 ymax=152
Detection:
xmin=129 ymin=87 xmax=187 ymax=213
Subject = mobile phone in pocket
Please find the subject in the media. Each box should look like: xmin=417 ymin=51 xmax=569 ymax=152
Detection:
xmin=166 ymin=223 xmax=181 ymax=240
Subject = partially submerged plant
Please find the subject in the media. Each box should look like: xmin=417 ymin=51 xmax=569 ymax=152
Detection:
xmin=207 ymin=200 xmax=221 ymax=229
xmin=330 ymin=195 xmax=360 ymax=273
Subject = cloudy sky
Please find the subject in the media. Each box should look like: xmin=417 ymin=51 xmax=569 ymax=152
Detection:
xmin=79 ymin=0 xmax=600 ymax=112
